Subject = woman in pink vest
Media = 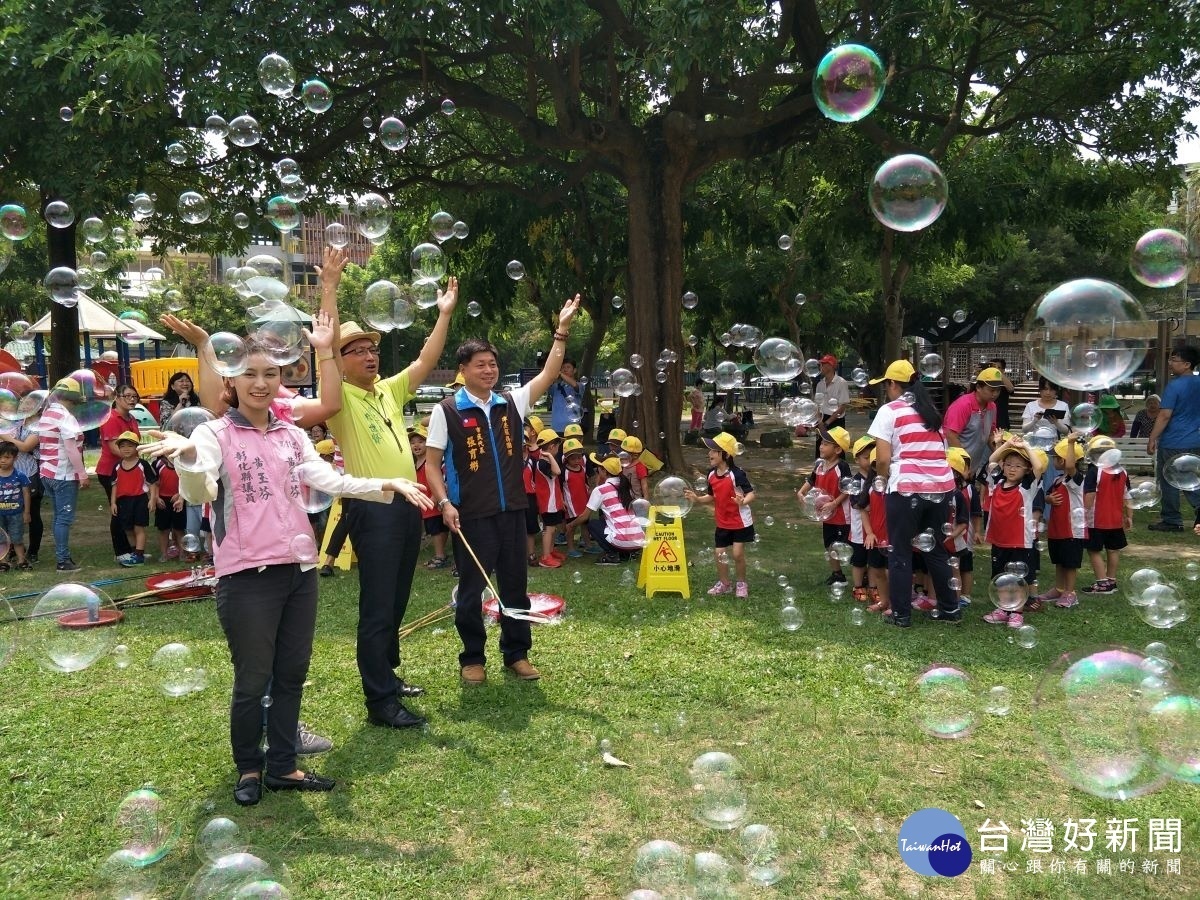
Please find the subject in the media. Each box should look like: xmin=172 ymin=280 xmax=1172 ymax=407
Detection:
xmin=144 ymin=315 xmax=432 ymax=807
xmin=866 ymin=359 xmax=960 ymax=628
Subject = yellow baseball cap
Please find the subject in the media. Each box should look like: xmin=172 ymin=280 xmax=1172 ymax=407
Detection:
xmin=445 ymin=372 xmax=466 ymax=389
xmin=946 ymin=447 xmax=972 ymax=476
xmin=1053 ymin=437 xmax=1082 ymax=462
xmin=701 ymin=432 xmax=740 ymax=457
xmin=563 ymin=423 xmax=584 ymax=437
xmin=998 ymin=443 xmax=1044 ymax=476
xmin=976 ymin=367 xmax=1005 ymax=387
xmin=406 ymin=423 xmax=428 ymax=439
xmin=869 ymin=360 xmax=916 ymax=385
xmin=621 ymin=435 xmax=644 ymax=454
xmin=527 ymin=415 xmax=544 ymax=433
xmin=536 ymin=428 xmax=561 ymax=447
xmin=115 ymin=431 xmax=140 ymax=445
xmin=52 ymin=376 xmax=82 ymax=397
xmin=1088 ymin=435 xmax=1116 ymax=454
xmin=589 ymin=452 xmax=622 ymax=476
xmin=562 ymin=438 xmax=584 ymax=456
xmin=818 ymin=426 xmax=851 ymax=454
xmin=607 ymin=428 xmax=628 ymax=443
xmin=851 ymin=435 xmax=876 ymax=458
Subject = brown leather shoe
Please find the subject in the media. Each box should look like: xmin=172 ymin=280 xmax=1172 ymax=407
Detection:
xmin=460 ymin=664 xmax=486 ymax=685
xmin=505 ymin=659 xmax=541 ymax=680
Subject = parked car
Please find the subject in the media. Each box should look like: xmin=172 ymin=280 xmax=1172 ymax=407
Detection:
xmin=501 ymin=373 xmax=522 ymax=389
xmin=404 ymin=384 xmax=456 ymax=415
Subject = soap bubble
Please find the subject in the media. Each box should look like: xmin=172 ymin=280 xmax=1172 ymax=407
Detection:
xmin=1071 ymin=402 xmax=1099 ymax=436
xmin=0 ymin=204 xmax=31 ymax=240
xmin=919 ymin=352 xmax=944 ymax=378
xmin=692 ymin=851 xmax=741 ymax=894
xmin=911 ymin=529 xmax=935 ymax=552
xmin=264 ymin=196 xmax=300 ymax=232
xmin=689 ymin=752 xmax=748 ymax=830
xmin=506 ymin=260 xmax=525 ymax=280
xmin=411 ymin=242 xmax=446 ymax=282
xmin=207 ymin=333 xmax=249 ymax=377
xmin=177 ymin=191 xmax=211 ymax=225
xmin=89 ymin=249 xmax=110 ymax=271
xmin=1162 ymin=453 xmax=1200 ymax=491
xmin=301 ymin=79 xmax=332 ymax=113
xmin=937 ymin=316 xmax=950 ymax=329
xmin=165 ymin=407 xmax=215 ymax=439
xmin=794 ymin=292 xmax=807 ymax=306
xmin=989 ymin=572 xmax=1027 ymax=611
xmin=652 ymin=476 xmax=692 ymax=519
xmin=985 ymin=685 xmax=1012 ymax=716
xmin=48 ymin=368 xmax=111 ymax=431
xmin=378 ymin=117 xmax=409 ymax=150
xmin=324 ymin=222 xmax=348 ymax=248
xmin=452 ymin=220 xmax=469 ymax=239
xmin=1023 ymin=278 xmax=1150 ymax=392
xmin=166 ymin=142 xmax=188 ymax=166
xmin=631 ymin=498 xmax=651 ymax=527
xmin=714 ymin=361 xmax=742 ymax=391
xmin=953 ymin=309 xmax=967 ymax=323
xmin=740 ymin=823 xmax=782 ymax=886
xmin=429 ymin=211 xmax=455 ymax=243
xmin=292 ymin=461 xmax=335 ymax=514
xmin=1016 ymin=624 xmax=1038 ymax=649
xmin=1138 ymin=583 xmax=1188 ymax=629
xmin=611 ymin=368 xmax=637 ymax=398
xmin=114 ymin=788 xmax=180 ymax=865
xmin=28 ymin=583 xmax=120 ymax=673
xmin=44 ymin=266 xmax=80 ymax=306
xmin=698 ymin=368 xmax=716 ymax=385
xmin=150 ymin=642 xmax=204 ymax=697
xmin=780 ymin=603 xmax=803 ymax=631
xmin=1130 ymin=228 xmax=1188 ymax=288
xmin=777 ymin=234 xmax=793 ymax=250
xmin=257 ymin=52 xmax=296 ymax=97
xmin=1032 ymin=647 xmax=1175 ymax=799
xmin=182 ymin=533 xmax=202 ymax=554
xmin=869 ymin=154 xmax=948 ymax=232
xmin=227 ymin=114 xmax=262 ymax=147
xmin=828 ymin=542 xmax=853 ymax=566
xmin=753 ymin=337 xmax=802 ymax=382
xmin=467 ymin=300 xmax=482 ymax=317
xmin=632 ymin=840 xmax=689 ymax=894
xmin=197 ymin=817 xmax=246 ymax=863
xmin=915 ymin=665 xmax=977 ymax=739
xmin=441 ymin=98 xmax=456 ymax=115
xmin=353 ymin=193 xmax=392 ymax=240
xmin=290 ymin=533 xmax=318 ymax=564
xmin=204 ymin=114 xmax=228 ymax=138
xmin=682 ymin=291 xmax=698 ymax=309
xmin=611 ymin=295 xmax=624 ymax=310
xmin=44 ymin=199 xmax=74 ymax=228
xmin=802 ymin=490 xmax=834 ymax=522
xmin=813 ymin=43 xmax=885 ymax=122
xmin=77 ymin=216 xmax=107 ymax=245
xmin=629 ymin=353 xmax=643 ymax=368
xmin=96 ymin=848 xmax=159 ymax=898
xmin=184 ymin=850 xmax=292 ymax=900
xmin=128 ymin=193 xmax=154 ymax=222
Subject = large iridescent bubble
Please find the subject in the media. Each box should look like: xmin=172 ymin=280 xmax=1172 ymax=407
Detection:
xmin=1130 ymin=228 xmax=1188 ymax=288
xmin=869 ymin=154 xmax=948 ymax=232
xmin=813 ymin=44 xmax=885 ymax=123
xmin=1023 ymin=279 xmax=1150 ymax=392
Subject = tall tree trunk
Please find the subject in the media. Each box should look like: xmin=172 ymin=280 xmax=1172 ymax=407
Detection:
xmin=44 ymin=193 xmax=79 ymax=385
xmin=624 ymin=130 xmax=687 ymax=472
xmin=879 ymin=232 xmax=912 ymax=363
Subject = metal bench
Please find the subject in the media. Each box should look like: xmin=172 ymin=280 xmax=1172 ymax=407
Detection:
xmin=1112 ymin=437 xmax=1154 ymax=474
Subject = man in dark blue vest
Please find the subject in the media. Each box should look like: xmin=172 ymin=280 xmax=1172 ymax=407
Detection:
xmin=424 ymin=296 xmax=581 ymax=684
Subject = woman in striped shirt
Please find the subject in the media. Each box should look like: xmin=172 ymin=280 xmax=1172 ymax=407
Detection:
xmin=866 ymin=360 xmax=961 ymax=628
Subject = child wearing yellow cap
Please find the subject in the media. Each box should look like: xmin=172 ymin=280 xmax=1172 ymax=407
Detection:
xmin=1037 ymin=434 xmax=1085 ymax=608
xmin=620 ymin=435 xmax=650 ymax=500
xmin=1081 ymin=433 xmax=1133 ymax=597
xmin=796 ymin=425 xmax=853 ymax=586
xmin=685 ymin=432 xmax=756 ymax=598
xmin=112 ymin=432 xmax=158 ymax=567
xmin=981 ymin=436 xmax=1046 ymax=628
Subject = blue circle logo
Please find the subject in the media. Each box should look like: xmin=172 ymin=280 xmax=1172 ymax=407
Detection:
xmin=897 ymin=808 xmax=972 ymax=877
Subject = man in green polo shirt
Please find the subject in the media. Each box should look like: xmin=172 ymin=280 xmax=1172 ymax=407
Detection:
xmin=323 ymin=275 xmax=458 ymax=729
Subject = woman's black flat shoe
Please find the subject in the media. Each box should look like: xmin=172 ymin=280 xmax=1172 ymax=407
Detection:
xmin=264 ymin=771 xmax=335 ymax=792
xmin=234 ymin=776 xmax=262 ymax=806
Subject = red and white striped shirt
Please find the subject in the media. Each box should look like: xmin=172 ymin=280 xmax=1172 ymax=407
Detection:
xmin=38 ymin=403 xmax=85 ymax=481
xmin=586 ymin=478 xmax=647 ymax=549
xmin=867 ymin=399 xmax=955 ymax=495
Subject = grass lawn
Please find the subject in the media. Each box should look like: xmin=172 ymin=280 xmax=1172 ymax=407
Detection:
xmin=2 ymin=441 xmax=1200 ymax=899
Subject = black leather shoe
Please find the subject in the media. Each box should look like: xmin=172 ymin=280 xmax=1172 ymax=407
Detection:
xmin=367 ymin=702 xmax=427 ymax=729
xmin=883 ymin=613 xmax=912 ymax=628
xmin=234 ymin=775 xmax=262 ymax=806
xmin=397 ymin=680 xmax=426 ymax=698
xmin=263 ymin=771 xmax=336 ymax=792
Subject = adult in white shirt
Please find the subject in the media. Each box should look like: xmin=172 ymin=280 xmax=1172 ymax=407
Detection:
xmin=425 ymin=296 xmax=580 ymax=686
xmin=1020 ymin=377 xmax=1071 ymax=435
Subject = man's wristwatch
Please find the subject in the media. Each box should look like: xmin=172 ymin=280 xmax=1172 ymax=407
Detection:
xmin=436 ymin=498 xmax=452 ymax=510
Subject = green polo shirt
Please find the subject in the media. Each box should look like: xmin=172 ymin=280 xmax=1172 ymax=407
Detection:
xmin=327 ymin=370 xmax=416 ymax=480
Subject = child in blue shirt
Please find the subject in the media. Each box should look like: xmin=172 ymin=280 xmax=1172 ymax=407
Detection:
xmin=0 ymin=441 xmax=32 ymax=569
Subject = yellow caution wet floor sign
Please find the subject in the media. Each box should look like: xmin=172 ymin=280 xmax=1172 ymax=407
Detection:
xmin=637 ymin=506 xmax=690 ymax=598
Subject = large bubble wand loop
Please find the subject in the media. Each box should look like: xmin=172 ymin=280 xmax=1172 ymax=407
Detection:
xmin=453 ymin=529 xmax=556 ymax=624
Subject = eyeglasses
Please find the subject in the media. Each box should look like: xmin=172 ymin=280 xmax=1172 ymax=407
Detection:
xmin=118 ymin=394 xmax=139 ymax=401
xmin=341 ymin=345 xmax=381 ymax=358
